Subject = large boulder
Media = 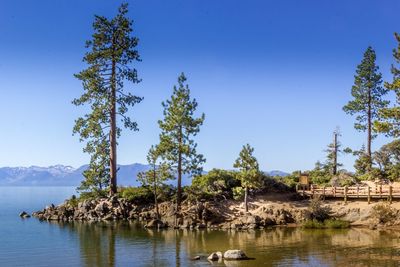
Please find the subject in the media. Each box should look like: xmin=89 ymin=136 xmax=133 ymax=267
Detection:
xmin=223 ymin=250 xmax=248 ymax=260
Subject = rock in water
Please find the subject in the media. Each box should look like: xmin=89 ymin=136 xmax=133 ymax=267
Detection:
xmin=207 ymin=252 xmax=219 ymax=261
xmin=191 ymin=256 xmax=200 ymax=260
xmin=19 ymin=211 xmax=30 ymax=218
xmin=223 ymin=250 xmax=248 ymax=260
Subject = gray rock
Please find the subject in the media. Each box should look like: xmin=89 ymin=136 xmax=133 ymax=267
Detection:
xmin=223 ymin=250 xmax=248 ymax=260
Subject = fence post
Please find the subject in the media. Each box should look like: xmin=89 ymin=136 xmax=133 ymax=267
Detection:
xmin=368 ymin=186 xmax=371 ymax=204
xmin=380 ymin=185 xmax=382 ymax=198
xmin=357 ymin=186 xmax=359 ymax=198
xmin=334 ymin=186 xmax=336 ymax=197
xmin=323 ymin=186 xmax=326 ymax=199
xmin=390 ymin=186 xmax=393 ymax=204
xmin=311 ymin=184 xmax=314 ymax=197
xmin=344 ymin=186 xmax=348 ymax=204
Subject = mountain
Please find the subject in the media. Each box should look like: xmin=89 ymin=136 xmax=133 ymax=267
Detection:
xmin=0 ymin=164 xmax=288 ymax=186
xmin=266 ymin=170 xmax=290 ymax=177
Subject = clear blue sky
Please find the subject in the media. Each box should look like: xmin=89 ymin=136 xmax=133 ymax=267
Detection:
xmin=0 ymin=0 xmax=399 ymax=172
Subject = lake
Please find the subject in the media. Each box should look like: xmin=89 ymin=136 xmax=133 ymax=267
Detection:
xmin=1 ymin=187 xmax=400 ymax=266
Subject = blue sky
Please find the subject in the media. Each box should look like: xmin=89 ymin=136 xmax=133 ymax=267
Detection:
xmin=0 ymin=0 xmax=399 ymax=172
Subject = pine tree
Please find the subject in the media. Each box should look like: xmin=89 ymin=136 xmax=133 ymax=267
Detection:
xmin=137 ymin=145 xmax=172 ymax=219
xmin=375 ymin=33 xmax=400 ymax=137
xmin=73 ymin=4 xmax=142 ymax=195
xmin=158 ymin=73 xmax=205 ymax=211
xmin=343 ymin=46 xmax=388 ymax=169
xmin=233 ymin=144 xmax=261 ymax=212
xmin=324 ymin=129 xmax=343 ymax=175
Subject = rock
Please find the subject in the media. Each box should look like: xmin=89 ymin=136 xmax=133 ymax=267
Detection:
xmin=223 ymin=250 xmax=248 ymax=260
xmin=207 ymin=252 xmax=220 ymax=261
xmin=19 ymin=211 xmax=30 ymax=218
xmin=192 ymin=256 xmax=201 ymax=260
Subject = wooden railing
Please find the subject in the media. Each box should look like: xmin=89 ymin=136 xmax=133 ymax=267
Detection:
xmin=296 ymin=184 xmax=399 ymax=204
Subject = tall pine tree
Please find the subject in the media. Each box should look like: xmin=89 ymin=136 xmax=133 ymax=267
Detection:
xmin=73 ymin=4 xmax=142 ymax=195
xmin=343 ymin=46 xmax=388 ymax=169
xmin=158 ymin=73 xmax=205 ymax=211
xmin=375 ymin=33 xmax=400 ymax=137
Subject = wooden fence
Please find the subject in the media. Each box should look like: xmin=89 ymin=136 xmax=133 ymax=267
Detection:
xmin=296 ymin=184 xmax=400 ymax=204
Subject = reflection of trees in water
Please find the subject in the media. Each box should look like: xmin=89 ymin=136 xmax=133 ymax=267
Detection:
xmin=52 ymin=221 xmax=400 ymax=267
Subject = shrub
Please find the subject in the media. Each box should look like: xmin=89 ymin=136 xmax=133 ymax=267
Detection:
xmin=304 ymin=196 xmax=331 ymax=222
xmin=371 ymin=202 xmax=396 ymax=224
xmin=189 ymin=169 xmax=241 ymax=200
xmin=119 ymin=186 xmax=153 ymax=204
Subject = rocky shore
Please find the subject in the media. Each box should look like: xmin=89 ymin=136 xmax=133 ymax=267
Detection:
xmin=27 ymin=193 xmax=400 ymax=229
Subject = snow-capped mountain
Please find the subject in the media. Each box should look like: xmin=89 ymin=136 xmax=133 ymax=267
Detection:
xmin=0 ymin=164 xmax=289 ymax=186
xmin=0 ymin=164 xmax=151 ymax=186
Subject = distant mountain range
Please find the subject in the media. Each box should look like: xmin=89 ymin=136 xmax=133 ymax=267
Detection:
xmin=0 ymin=164 xmax=288 ymax=186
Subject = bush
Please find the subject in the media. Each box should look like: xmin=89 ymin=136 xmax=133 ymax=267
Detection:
xmin=371 ymin=202 xmax=396 ymax=224
xmin=303 ymin=219 xmax=350 ymax=229
xmin=119 ymin=186 xmax=153 ymax=204
xmin=304 ymin=196 xmax=331 ymax=222
xmin=232 ymin=186 xmax=244 ymax=200
xmin=189 ymin=169 xmax=241 ymax=200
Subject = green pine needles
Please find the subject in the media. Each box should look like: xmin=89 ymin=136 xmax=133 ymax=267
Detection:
xmin=73 ymin=3 xmax=142 ymax=195
xmin=158 ymin=73 xmax=205 ymax=210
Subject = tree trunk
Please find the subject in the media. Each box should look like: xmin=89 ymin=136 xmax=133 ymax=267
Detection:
xmin=333 ymin=132 xmax=337 ymax=175
xmin=177 ymin=152 xmax=182 ymax=212
xmin=176 ymin=126 xmax=183 ymax=211
xmin=109 ymin=55 xmax=117 ymax=195
xmin=367 ymin=90 xmax=372 ymax=170
xmin=153 ymin=166 xmax=159 ymax=219
xmin=244 ymin=187 xmax=248 ymax=212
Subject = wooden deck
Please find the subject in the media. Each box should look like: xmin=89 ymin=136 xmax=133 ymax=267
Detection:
xmin=296 ymin=185 xmax=400 ymax=203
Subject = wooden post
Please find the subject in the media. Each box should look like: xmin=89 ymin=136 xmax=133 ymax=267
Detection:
xmin=302 ymin=186 xmax=305 ymax=196
xmin=380 ymin=185 xmax=382 ymax=198
xmin=334 ymin=186 xmax=336 ymax=197
xmin=296 ymin=184 xmax=299 ymax=192
xmin=368 ymin=186 xmax=371 ymax=204
xmin=389 ymin=186 xmax=393 ymax=204
xmin=323 ymin=186 xmax=326 ymax=199
xmin=311 ymin=184 xmax=314 ymax=198
xmin=344 ymin=186 xmax=348 ymax=204
xmin=357 ymin=186 xmax=359 ymax=198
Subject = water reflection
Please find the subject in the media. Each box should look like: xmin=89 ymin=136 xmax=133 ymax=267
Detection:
xmin=52 ymin=222 xmax=400 ymax=267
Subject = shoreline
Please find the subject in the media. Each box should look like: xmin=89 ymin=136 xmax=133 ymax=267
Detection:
xmin=26 ymin=192 xmax=400 ymax=230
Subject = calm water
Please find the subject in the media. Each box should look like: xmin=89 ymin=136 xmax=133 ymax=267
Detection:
xmin=1 ymin=187 xmax=400 ymax=266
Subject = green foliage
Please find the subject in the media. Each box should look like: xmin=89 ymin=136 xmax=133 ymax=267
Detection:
xmin=371 ymin=202 xmax=396 ymax=224
xmin=137 ymin=146 xmax=173 ymax=194
xmin=232 ymin=186 xmax=245 ymax=200
xmin=343 ymin=47 xmax=388 ymax=156
xmin=233 ymin=144 xmax=261 ymax=189
xmin=375 ymin=33 xmax=400 ymax=137
xmin=302 ymin=219 xmax=350 ymax=229
xmin=158 ymin=73 xmax=205 ymax=207
xmin=308 ymin=161 xmax=332 ymax=185
xmin=73 ymin=3 xmax=142 ymax=194
xmin=373 ymin=140 xmax=400 ymax=181
xmin=120 ymin=187 xmax=153 ymax=203
xmin=190 ymin=169 xmax=240 ymax=200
